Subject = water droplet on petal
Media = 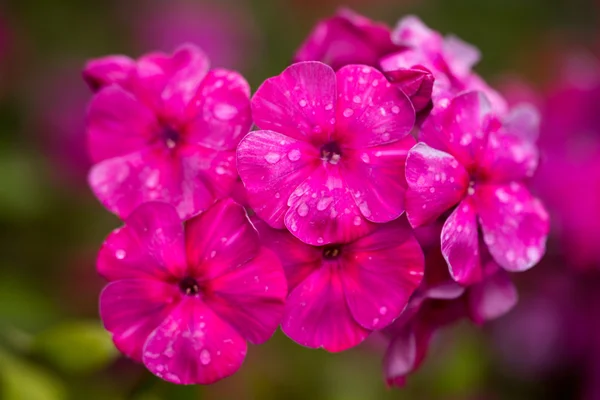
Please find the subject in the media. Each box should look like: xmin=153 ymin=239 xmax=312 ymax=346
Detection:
xmin=115 ymin=249 xmax=126 ymax=259
xmin=146 ymin=170 xmax=160 ymax=189
xmin=359 ymin=202 xmax=372 ymax=217
xmin=299 ymin=99 xmax=307 ymax=107
xmin=297 ymin=203 xmax=309 ymax=217
xmin=316 ymin=197 xmax=333 ymax=211
xmin=353 ymin=216 xmax=362 ymax=226
xmin=379 ymin=306 xmax=388 ymax=315
xmin=317 ymin=237 xmax=324 ymax=244
xmin=353 ymin=95 xmax=361 ymax=104
xmin=213 ymin=103 xmax=238 ymax=120
xmin=360 ymin=153 xmax=370 ymax=163
xmin=325 ymin=103 xmax=334 ymax=111
xmin=200 ymin=349 xmax=211 ymax=365
xmin=215 ymin=166 xmax=226 ymax=175
xmin=391 ymin=106 xmax=400 ymax=114
xmin=264 ymin=152 xmax=281 ymax=164
xmin=287 ymin=149 xmax=301 ymax=161
xmin=343 ymin=108 xmax=354 ymax=118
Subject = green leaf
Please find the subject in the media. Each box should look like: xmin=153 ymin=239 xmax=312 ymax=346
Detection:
xmin=0 ymin=348 xmax=66 ymax=400
xmin=33 ymin=320 xmax=118 ymax=375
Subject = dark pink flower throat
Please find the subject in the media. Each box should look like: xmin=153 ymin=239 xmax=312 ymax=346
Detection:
xmin=320 ymin=142 xmax=342 ymax=164
xmin=179 ymin=276 xmax=200 ymax=295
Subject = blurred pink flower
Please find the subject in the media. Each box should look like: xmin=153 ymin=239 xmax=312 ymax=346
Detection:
xmin=405 ymin=91 xmax=549 ymax=284
xmin=295 ymin=8 xmax=398 ymax=71
xmin=98 ymin=200 xmax=287 ymax=384
xmin=253 ymin=217 xmax=424 ymax=352
xmin=534 ymin=52 xmax=600 ymax=268
xmin=237 ymin=61 xmax=416 ymax=245
xmin=127 ymin=0 xmax=259 ymax=71
xmin=84 ymin=44 xmax=251 ymax=219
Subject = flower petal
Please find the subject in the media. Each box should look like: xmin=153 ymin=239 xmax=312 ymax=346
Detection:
xmin=97 ymin=202 xmax=187 ymax=281
xmin=385 ymin=67 xmax=434 ymax=113
xmin=335 ymin=65 xmax=415 ymax=148
xmin=252 ymin=218 xmax=321 ymax=292
xmin=342 ymin=135 xmax=415 ymax=223
xmin=88 ymin=144 xmax=220 ymax=220
xmin=294 ymin=8 xmax=396 ymax=70
xmin=204 ymin=247 xmax=287 ymax=344
xmin=342 ymin=218 xmax=424 ymax=330
xmin=236 ymin=129 xmax=320 ymax=228
xmin=86 ymin=85 xmax=158 ymax=163
xmin=284 ymin=165 xmax=375 ymax=245
xmin=475 ymin=183 xmax=549 ymax=272
xmin=83 ymin=55 xmax=136 ymax=92
xmin=420 ymin=91 xmax=493 ymax=169
xmin=443 ymin=35 xmax=481 ymax=78
xmin=251 ymin=61 xmax=337 ymax=142
xmin=282 ymin=265 xmax=370 ymax=352
xmin=143 ymin=297 xmax=247 ymax=385
xmin=185 ymin=199 xmax=260 ymax=280
xmin=100 ymin=279 xmax=179 ymax=361
xmin=441 ymin=198 xmax=482 ymax=285
xmin=405 ymin=143 xmax=469 ymax=227
xmin=184 ymin=69 xmax=251 ymax=151
xmin=468 ymin=264 xmax=518 ymax=324
xmin=383 ymin=325 xmax=416 ymax=388
xmin=479 ymin=129 xmax=539 ymax=182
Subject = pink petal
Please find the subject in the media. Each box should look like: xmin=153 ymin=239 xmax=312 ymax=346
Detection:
xmin=385 ymin=67 xmax=434 ymax=113
xmin=391 ymin=15 xmax=439 ymax=49
xmin=479 ymin=129 xmax=539 ymax=182
xmin=441 ymin=198 xmax=482 ymax=285
xmin=442 ymin=35 xmax=481 ymax=78
xmin=252 ymin=218 xmax=321 ymax=291
xmin=475 ymin=183 xmax=549 ymax=272
xmin=383 ymin=325 xmax=416 ymax=388
xmin=405 ymin=143 xmax=470 ymax=227
xmin=100 ymin=279 xmax=179 ymax=361
xmin=97 ymin=202 xmax=187 ymax=281
xmin=334 ymin=65 xmax=415 ymax=148
xmin=184 ymin=69 xmax=251 ymax=151
xmin=86 ymin=85 xmax=159 ymax=163
xmin=88 ymin=144 xmax=223 ymax=220
xmin=185 ymin=199 xmax=260 ymax=280
xmin=420 ymin=91 xmax=493 ymax=169
xmin=342 ymin=135 xmax=415 ymax=223
xmin=204 ymin=247 xmax=287 ymax=344
xmin=284 ymin=165 xmax=375 ymax=245
xmin=468 ymin=264 xmax=518 ymax=324
xmin=143 ymin=297 xmax=247 ymax=385
xmin=342 ymin=218 xmax=424 ymax=330
xmin=503 ymin=103 xmax=540 ymax=141
xmin=251 ymin=61 xmax=336 ymax=142
xmin=282 ymin=265 xmax=370 ymax=352
xmin=236 ymin=130 xmax=320 ymax=228
xmin=83 ymin=55 xmax=136 ymax=92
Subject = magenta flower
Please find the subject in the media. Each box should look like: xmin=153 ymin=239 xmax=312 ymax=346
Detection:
xmin=405 ymin=91 xmax=549 ymax=284
xmin=237 ymin=61 xmax=416 ymax=245
xmin=98 ymin=200 xmax=287 ymax=384
xmin=381 ymin=16 xmax=507 ymax=114
xmin=253 ymin=217 xmax=424 ymax=352
xmin=84 ymin=44 xmax=251 ymax=219
xmin=294 ymin=8 xmax=398 ymax=71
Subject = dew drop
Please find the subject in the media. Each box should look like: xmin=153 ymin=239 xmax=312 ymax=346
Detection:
xmin=213 ymin=103 xmax=238 ymax=120
xmin=391 ymin=106 xmax=400 ymax=114
xmin=343 ymin=108 xmax=354 ymax=118
xmin=359 ymin=202 xmax=372 ymax=217
xmin=379 ymin=306 xmax=388 ymax=315
xmin=215 ymin=166 xmax=226 ymax=175
xmin=115 ymin=249 xmax=126 ymax=260
xmin=353 ymin=216 xmax=362 ymax=226
xmin=316 ymin=197 xmax=333 ymax=211
xmin=299 ymin=99 xmax=307 ymax=108
xmin=264 ymin=152 xmax=281 ymax=164
xmin=353 ymin=95 xmax=361 ymax=104
xmin=146 ymin=170 xmax=160 ymax=189
xmin=200 ymin=349 xmax=211 ymax=365
xmin=325 ymin=103 xmax=334 ymax=111
xmin=288 ymin=149 xmax=301 ymax=161
xmin=382 ymin=132 xmax=390 ymax=141
xmin=297 ymin=203 xmax=309 ymax=217
xmin=317 ymin=237 xmax=324 ymax=244
xmin=360 ymin=153 xmax=370 ymax=163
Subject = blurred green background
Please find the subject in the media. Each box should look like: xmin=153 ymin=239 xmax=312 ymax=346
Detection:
xmin=0 ymin=0 xmax=597 ymax=399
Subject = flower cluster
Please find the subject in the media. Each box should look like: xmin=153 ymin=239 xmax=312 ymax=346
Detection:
xmin=85 ymin=9 xmax=549 ymax=386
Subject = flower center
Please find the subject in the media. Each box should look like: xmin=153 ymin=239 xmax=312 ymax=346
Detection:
xmin=322 ymin=245 xmax=342 ymax=260
xmin=179 ymin=276 xmax=200 ymax=296
xmin=320 ymin=142 xmax=342 ymax=165
xmin=163 ymin=126 xmax=181 ymax=149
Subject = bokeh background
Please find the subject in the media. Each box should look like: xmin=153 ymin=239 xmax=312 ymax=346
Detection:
xmin=0 ymin=0 xmax=599 ymax=399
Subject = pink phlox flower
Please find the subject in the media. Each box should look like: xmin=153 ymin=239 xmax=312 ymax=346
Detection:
xmin=252 ymin=217 xmax=424 ymax=352
xmin=97 ymin=200 xmax=287 ymax=384
xmin=404 ymin=90 xmax=549 ymax=285
xmin=294 ymin=8 xmax=399 ymax=71
xmin=83 ymin=44 xmax=252 ymax=219
xmin=237 ymin=61 xmax=416 ymax=245
xmin=381 ymin=16 xmax=507 ymax=115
